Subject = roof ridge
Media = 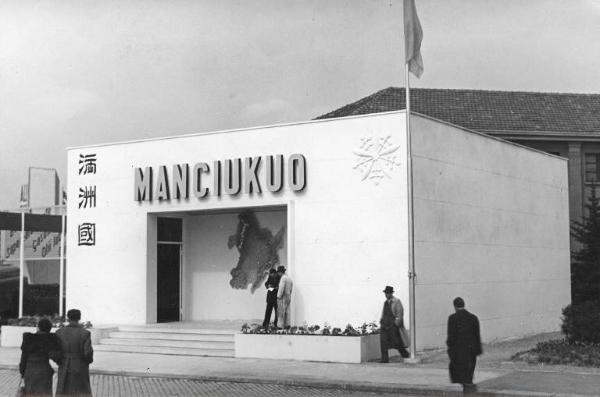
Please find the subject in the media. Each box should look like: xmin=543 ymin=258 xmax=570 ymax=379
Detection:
xmin=317 ymin=87 xmax=600 ymax=136
xmin=351 ymin=87 xmax=399 ymax=115
xmin=387 ymin=86 xmax=600 ymax=97
xmin=314 ymin=87 xmax=399 ymax=120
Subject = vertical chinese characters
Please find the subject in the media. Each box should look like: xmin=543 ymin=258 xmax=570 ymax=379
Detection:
xmin=77 ymin=153 xmax=97 ymax=246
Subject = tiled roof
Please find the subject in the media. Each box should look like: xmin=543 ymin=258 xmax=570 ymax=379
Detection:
xmin=316 ymin=87 xmax=600 ymax=137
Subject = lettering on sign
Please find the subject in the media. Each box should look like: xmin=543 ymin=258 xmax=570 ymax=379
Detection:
xmin=134 ymin=154 xmax=307 ymax=202
xmin=78 ymin=223 xmax=96 ymax=246
xmin=78 ymin=186 xmax=97 ymax=208
xmin=78 ymin=154 xmax=97 ymax=175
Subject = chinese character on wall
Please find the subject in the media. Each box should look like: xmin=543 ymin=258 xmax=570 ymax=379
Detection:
xmin=78 ymin=186 xmax=97 ymax=208
xmin=78 ymin=223 xmax=96 ymax=246
xmin=78 ymin=154 xmax=97 ymax=175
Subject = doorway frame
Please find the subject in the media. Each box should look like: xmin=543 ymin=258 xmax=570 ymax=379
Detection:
xmin=145 ymin=200 xmax=295 ymax=325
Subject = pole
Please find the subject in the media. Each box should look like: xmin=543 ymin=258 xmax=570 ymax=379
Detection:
xmin=59 ymin=213 xmax=66 ymax=318
xmin=18 ymin=211 xmax=25 ymax=318
xmin=405 ymin=64 xmax=417 ymax=360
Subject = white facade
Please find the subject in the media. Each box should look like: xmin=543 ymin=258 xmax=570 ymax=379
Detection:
xmin=410 ymin=115 xmax=571 ymax=348
xmin=66 ymin=111 xmax=570 ymax=349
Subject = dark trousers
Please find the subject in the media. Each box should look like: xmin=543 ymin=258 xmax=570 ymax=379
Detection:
xmin=263 ymin=299 xmax=278 ymax=327
xmin=380 ymin=326 xmax=410 ymax=362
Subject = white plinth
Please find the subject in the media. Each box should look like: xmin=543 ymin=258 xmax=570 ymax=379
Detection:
xmin=235 ymin=333 xmax=386 ymax=363
xmin=0 ymin=325 xmax=116 ymax=347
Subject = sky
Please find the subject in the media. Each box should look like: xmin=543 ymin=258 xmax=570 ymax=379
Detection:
xmin=1 ymin=0 xmax=599 ymax=210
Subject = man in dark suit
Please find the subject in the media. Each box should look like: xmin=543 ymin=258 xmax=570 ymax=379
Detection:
xmin=262 ymin=268 xmax=280 ymax=327
xmin=446 ymin=297 xmax=482 ymax=394
xmin=379 ymin=286 xmax=410 ymax=363
xmin=56 ymin=309 xmax=94 ymax=397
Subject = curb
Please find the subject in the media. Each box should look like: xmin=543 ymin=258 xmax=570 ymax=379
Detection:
xmin=0 ymin=363 xmax=591 ymax=397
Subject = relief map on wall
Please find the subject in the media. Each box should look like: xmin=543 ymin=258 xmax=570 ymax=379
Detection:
xmin=227 ymin=210 xmax=285 ymax=293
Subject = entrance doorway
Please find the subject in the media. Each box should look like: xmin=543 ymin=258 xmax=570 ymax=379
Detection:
xmin=157 ymin=217 xmax=182 ymax=323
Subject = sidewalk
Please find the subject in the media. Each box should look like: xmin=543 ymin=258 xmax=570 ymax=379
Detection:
xmin=1 ymin=333 xmax=599 ymax=396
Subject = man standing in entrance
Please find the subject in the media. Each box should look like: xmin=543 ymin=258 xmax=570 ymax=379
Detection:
xmin=379 ymin=286 xmax=410 ymax=363
xmin=446 ymin=297 xmax=482 ymax=394
xmin=276 ymin=265 xmax=293 ymax=328
xmin=56 ymin=309 xmax=94 ymax=397
xmin=262 ymin=268 xmax=280 ymax=327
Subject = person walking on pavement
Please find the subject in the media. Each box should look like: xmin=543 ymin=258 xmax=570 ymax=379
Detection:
xmin=56 ymin=309 xmax=94 ymax=397
xmin=446 ymin=297 xmax=482 ymax=394
xmin=19 ymin=317 xmax=62 ymax=397
xmin=262 ymin=268 xmax=280 ymax=327
xmin=276 ymin=265 xmax=293 ymax=328
xmin=379 ymin=286 xmax=410 ymax=362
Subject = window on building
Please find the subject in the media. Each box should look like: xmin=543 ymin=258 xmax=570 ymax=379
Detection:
xmin=585 ymin=153 xmax=600 ymax=183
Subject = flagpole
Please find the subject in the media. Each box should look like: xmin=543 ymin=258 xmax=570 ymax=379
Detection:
xmin=19 ymin=211 xmax=25 ymax=318
xmin=405 ymin=63 xmax=417 ymax=360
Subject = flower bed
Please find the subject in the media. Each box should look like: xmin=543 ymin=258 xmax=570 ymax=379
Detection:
xmin=511 ymin=339 xmax=600 ymax=367
xmin=236 ymin=322 xmax=390 ymax=363
xmin=240 ymin=322 xmax=380 ymax=336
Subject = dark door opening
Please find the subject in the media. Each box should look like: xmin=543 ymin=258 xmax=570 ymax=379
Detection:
xmin=157 ymin=217 xmax=182 ymax=323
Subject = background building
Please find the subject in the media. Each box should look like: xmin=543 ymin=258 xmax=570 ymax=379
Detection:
xmin=0 ymin=168 xmax=66 ymax=319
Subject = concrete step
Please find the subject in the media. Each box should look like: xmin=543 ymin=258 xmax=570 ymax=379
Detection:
xmin=108 ymin=331 xmax=234 ymax=342
xmin=117 ymin=326 xmax=236 ymax=335
xmin=99 ymin=338 xmax=234 ymax=350
xmin=94 ymin=344 xmax=234 ymax=357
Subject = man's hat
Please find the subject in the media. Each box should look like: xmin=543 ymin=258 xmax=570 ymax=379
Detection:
xmin=277 ymin=265 xmax=286 ymax=273
xmin=268 ymin=268 xmax=276 ymax=274
xmin=382 ymin=286 xmax=394 ymax=294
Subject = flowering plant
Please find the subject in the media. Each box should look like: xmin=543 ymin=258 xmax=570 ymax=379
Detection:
xmin=240 ymin=321 xmax=379 ymax=336
xmin=7 ymin=315 xmax=93 ymax=329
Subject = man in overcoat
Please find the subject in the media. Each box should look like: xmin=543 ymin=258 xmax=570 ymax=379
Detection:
xmin=262 ymin=268 xmax=280 ymax=327
xmin=379 ymin=286 xmax=410 ymax=362
xmin=446 ymin=297 xmax=482 ymax=394
xmin=276 ymin=265 xmax=293 ymax=328
xmin=56 ymin=309 xmax=94 ymax=397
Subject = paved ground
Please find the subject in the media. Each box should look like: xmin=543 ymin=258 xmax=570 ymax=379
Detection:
xmin=2 ymin=332 xmax=600 ymax=396
xmin=0 ymin=369 xmax=417 ymax=397
xmin=478 ymin=370 xmax=600 ymax=396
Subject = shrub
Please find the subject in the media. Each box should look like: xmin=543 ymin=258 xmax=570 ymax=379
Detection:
xmin=6 ymin=315 xmax=92 ymax=329
xmin=240 ymin=321 xmax=379 ymax=336
xmin=570 ymin=186 xmax=600 ymax=304
xmin=512 ymin=339 xmax=600 ymax=367
xmin=561 ymin=300 xmax=600 ymax=343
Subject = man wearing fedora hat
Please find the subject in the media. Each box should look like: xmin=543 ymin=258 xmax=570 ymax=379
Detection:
xmin=276 ymin=265 xmax=293 ymax=328
xmin=380 ymin=286 xmax=410 ymax=363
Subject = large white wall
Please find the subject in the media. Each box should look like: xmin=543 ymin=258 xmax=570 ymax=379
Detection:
xmin=411 ymin=114 xmax=571 ymax=349
xmin=66 ymin=113 xmax=410 ymax=326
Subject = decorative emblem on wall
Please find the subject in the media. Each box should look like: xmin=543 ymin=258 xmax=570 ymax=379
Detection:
xmin=353 ymin=135 xmax=402 ymax=185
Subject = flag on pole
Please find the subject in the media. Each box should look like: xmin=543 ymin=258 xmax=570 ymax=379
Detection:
xmin=404 ymin=0 xmax=423 ymax=78
xmin=19 ymin=184 xmax=28 ymax=208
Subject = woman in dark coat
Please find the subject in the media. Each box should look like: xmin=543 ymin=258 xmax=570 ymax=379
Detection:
xmin=19 ymin=318 xmax=62 ymax=397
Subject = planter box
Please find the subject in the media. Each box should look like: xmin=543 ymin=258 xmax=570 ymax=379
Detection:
xmin=1 ymin=325 xmax=116 ymax=347
xmin=235 ymin=333 xmax=396 ymax=363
